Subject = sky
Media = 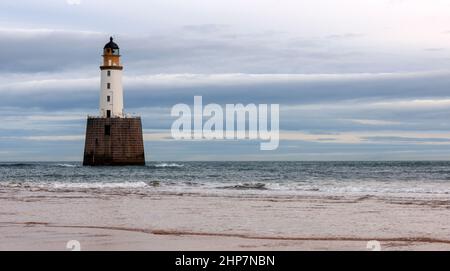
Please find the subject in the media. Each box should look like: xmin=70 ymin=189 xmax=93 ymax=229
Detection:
xmin=2 ymin=0 xmax=450 ymax=161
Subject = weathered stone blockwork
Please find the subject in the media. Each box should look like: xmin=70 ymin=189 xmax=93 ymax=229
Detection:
xmin=83 ymin=117 xmax=145 ymax=166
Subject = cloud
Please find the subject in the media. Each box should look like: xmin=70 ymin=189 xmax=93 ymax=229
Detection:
xmin=66 ymin=0 xmax=81 ymax=5
xmin=0 ymin=28 xmax=103 ymax=73
xmin=280 ymin=131 xmax=450 ymax=145
xmin=424 ymin=48 xmax=445 ymax=52
xmin=371 ymin=99 xmax=450 ymax=110
xmin=2 ymin=70 xmax=450 ymax=152
xmin=2 ymin=71 xmax=450 ymax=111
xmin=361 ymin=136 xmax=450 ymax=143
xmin=0 ymin=23 xmax=447 ymax=76
xmin=1 ymin=135 xmax=84 ymax=141
xmin=326 ymin=33 xmax=365 ymax=40
xmin=6 ymin=130 xmax=450 ymax=148
xmin=343 ymin=119 xmax=402 ymax=126
xmin=182 ymin=24 xmax=229 ymax=33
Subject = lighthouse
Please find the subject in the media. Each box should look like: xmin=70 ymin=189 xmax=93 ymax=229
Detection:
xmin=100 ymin=37 xmax=124 ymax=118
xmin=83 ymin=37 xmax=145 ymax=166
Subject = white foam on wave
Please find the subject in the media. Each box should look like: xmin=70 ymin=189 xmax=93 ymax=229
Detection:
xmin=56 ymin=163 xmax=78 ymax=168
xmin=154 ymin=163 xmax=184 ymax=168
xmin=1 ymin=178 xmax=449 ymax=198
xmin=52 ymin=181 xmax=148 ymax=189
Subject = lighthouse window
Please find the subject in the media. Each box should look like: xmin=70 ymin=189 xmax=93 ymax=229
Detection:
xmin=107 ymin=83 xmax=111 ymax=89
xmin=104 ymin=125 xmax=111 ymax=135
xmin=107 ymin=71 xmax=111 ymax=76
xmin=107 ymin=96 xmax=111 ymax=102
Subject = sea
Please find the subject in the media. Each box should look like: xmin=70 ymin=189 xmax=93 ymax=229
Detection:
xmin=1 ymin=161 xmax=450 ymax=198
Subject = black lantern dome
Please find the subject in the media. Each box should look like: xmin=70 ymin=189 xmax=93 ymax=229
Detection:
xmin=104 ymin=37 xmax=119 ymax=50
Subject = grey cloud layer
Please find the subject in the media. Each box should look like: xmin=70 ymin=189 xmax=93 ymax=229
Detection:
xmin=2 ymin=71 xmax=450 ymax=140
xmin=2 ymin=71 xmax=450 ymax=109
xmin=0 ymin=29 xmax=103 ymax=73
xmin=1 ymin=27 xmax=447 ymax=76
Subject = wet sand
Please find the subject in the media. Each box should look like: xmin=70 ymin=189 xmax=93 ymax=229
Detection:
xmin=1 ymin=188 xmax=450 ymax=250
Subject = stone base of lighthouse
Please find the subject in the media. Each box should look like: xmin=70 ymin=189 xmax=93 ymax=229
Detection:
xmin=83 ymin=117 xmax=145 ymax=166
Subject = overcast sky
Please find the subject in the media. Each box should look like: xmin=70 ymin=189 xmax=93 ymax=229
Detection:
xmin=2 ymin=0 xmax=450 ymax=161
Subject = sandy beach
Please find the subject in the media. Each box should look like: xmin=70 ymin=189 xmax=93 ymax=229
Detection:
xmin=1 ymin=186 xmax=450 ymax=251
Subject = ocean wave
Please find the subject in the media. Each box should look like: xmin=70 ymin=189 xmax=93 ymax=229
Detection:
xmin=0 ymin=163 xmax=78 ymax=168
xmin=51 ymin=181 xmax=149 ymax=189
xmin=146 ymin=181 xmax=160 ymax=187
xmin=218 ymin=183 xmax=267 ymax=190
xmin=56 ymin=163 xmax=78 ymax=168
xmin=0 ymin=163 xmax=34 ymax=167
xmin=1 ymin=180 xmax=450 ymax=199
xmin=151 ymin=163 xmax=184 ymax=168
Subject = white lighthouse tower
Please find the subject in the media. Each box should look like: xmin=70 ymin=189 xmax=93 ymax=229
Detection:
xmin=100 ymin=37 xmax=124 ymax=118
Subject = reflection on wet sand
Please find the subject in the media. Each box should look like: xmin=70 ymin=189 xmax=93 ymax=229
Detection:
xmin=1 ymin=188 xmax=450 ymax=250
